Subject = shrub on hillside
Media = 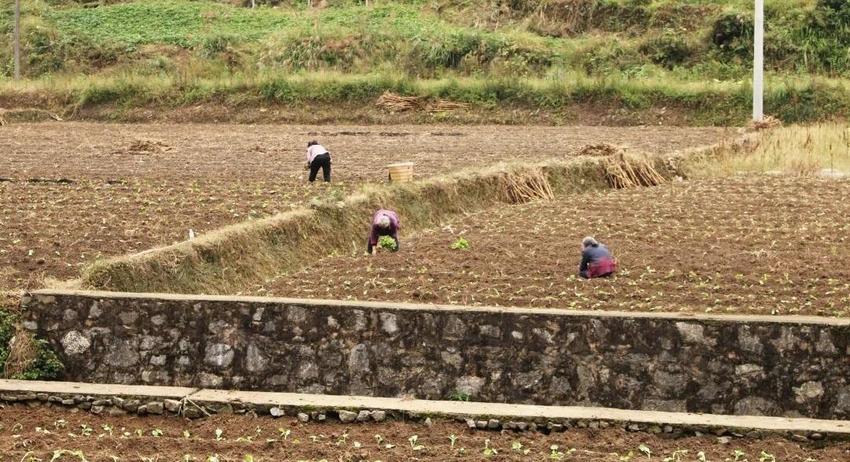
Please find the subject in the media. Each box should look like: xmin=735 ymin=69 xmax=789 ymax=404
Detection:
xmin=710 ymin=11 xmax=752 ymax=59
xmin=639 ymin=29 xmax=691 ymax=68
xmin=581 ymin=42 xmax=644 ymax=75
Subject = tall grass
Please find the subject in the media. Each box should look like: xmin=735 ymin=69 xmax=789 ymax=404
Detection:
xmin=690 ymin=124 xmax=850 ymax=176
xmin=2 ymin=68 xmax=849 ymax=124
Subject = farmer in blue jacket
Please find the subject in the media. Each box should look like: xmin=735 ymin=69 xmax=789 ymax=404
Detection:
xmin=579 ymin=236 xmax=617 ymax=278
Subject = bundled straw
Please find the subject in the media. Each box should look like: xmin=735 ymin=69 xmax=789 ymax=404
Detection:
xmin=501 ymin=170 xmax=554 ymax=204
xmin=376 ymin=92 xmax=424 ymax=112
xmin=376 ymin=92 xmax=468 ymax=113
xmin=602 ymin=153 xmax=667 ymax=188
xmin=429 ymin=100 xmax=469 ymax=112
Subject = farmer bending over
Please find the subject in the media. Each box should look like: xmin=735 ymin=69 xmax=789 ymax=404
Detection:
xmin=367 ymin=209 xmax=400 ymax=255
xmin=306 ymin=140 xmax=331 ymax=183
xmin=579 ymin=236 xmax=617 ymax=279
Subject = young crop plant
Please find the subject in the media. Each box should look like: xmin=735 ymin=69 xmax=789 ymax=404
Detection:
xmin=408 ymin=434 xmax=425 ymax=451
xmin=449 ymin=390 xmax=470 ymax=401
xmin=378 ymin=235 xmax=397 ymax=251
xmin=550 ymin=445 xmax=574 ymax=460
xmin=482 ymin=438 xmax=497 ymax=456
xmin=450 ymin=237 xmax=470 ymax=250
xmin=512 ymin=440 xmax=531 ymax=455
xmin=759 ymin=451 xmax=776 ymax=462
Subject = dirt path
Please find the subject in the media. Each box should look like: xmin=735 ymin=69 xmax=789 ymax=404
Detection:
xmin=0 ymin=405 xmax=847 ymax=461
xmin=0 ymin=123 xmax=728 ymax=291
xmin=260 ymin=176 xmax=850 ymax=317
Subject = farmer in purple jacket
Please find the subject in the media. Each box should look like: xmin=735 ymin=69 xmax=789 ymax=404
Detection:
xmin=367 ymin=209 xmax=400 ymax=255
xmin=579 ymin=236 xmax=617 ymax=278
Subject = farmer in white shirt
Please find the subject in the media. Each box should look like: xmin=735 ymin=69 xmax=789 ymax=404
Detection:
xmin=305 ymin=140 xmax=331 ymax=183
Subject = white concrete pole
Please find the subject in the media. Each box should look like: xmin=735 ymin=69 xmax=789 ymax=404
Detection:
xmin=13 ymin=0 xmax=21 ymax=80
xmin=753 ymin=0 xmax=764 ymax=121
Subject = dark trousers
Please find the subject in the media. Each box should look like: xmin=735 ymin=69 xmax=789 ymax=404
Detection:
xmin=309 ymin=153 xmax=331 ymax=182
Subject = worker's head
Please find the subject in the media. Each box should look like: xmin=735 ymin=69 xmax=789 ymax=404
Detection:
xmin=377 ymin=215 xmax=391 ymax=229
xmin=307 ymin=140 xmax=319 ymax=147
xmin=582 ymin=236 xmax=599 ymax=248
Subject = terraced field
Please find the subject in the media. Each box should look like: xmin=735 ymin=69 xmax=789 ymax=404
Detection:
xmin=0 ymin=122 xmax=726 ymax=292
xmin=260 ymin=175 xmax=850 ymax=317
xmin=1 ymin=406 xmax=848 ymax=461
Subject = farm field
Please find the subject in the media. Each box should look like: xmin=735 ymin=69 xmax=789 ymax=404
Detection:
xmin=0 ymin=406 xmax=848 ymax=462
xmin=0 ymin=122 xmax=727 ymax=292
xmin=259 ymin=175 xmax=850 ymax=317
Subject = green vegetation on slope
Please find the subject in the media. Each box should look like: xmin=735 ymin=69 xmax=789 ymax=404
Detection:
xmin=0 ymin=0 xmax=849 ymax=124
xmin=0 ymin=305 xmax=63 ymax=381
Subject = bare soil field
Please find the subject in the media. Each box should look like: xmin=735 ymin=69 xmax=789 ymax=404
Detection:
xmin=0 ymin=405 xmax=847 ymax=461
xmin=261 ymin=176 xmax=850 ymax=317
xmin=0 ymin=122 xmax=727 ymax=292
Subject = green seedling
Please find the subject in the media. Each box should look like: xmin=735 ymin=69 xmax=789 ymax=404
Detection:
xmin=408 ymin=435 xmax=425 ymax=451
xmin=449 ymin=390 xmax=470 ymax=401
xmin=378 ymin=235 xmax=397 ymax=251
xmin=483 ymin=438 xmax=497 ymax=456
xmin=663 ymin=449 xmax=688 ymax=462
xmin=50 ymin=450 xmax=89 ymax=462
xmin=550 ymin=444 xmax=574 ymax=460
xmin=512 ymin=441 xmax=531 ymax=455
xmin=450 ymin=237 xmax=470 ymax=250
xmin=639 ymin=444 xmax=652 ymax=458
xmin=215 ymin=428 xmax=224 ymax=441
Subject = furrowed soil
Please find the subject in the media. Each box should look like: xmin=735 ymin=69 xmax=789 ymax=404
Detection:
xmin=260 ymin=176 xmax=850 ymax=317
xmin=0 ymin=406 xmax=847 ymax=461
xmin=0 ymin=122 xmax=727 ymax=292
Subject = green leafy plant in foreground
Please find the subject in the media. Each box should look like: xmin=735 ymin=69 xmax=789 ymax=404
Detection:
xmin=0 ymin=309 xmax=63 ymax=380
xmin=450 ymin=237 xmax=470 ymax=250
xmin=378 ymin=235 xmax=398 ymax=251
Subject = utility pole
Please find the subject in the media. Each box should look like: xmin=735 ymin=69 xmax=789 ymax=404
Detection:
xmin=753 ymin=0 xmax=764 ymax=121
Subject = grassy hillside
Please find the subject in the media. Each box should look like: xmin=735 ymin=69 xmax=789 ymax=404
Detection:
xmin=0 ymin=0 xmax=849 ymax=124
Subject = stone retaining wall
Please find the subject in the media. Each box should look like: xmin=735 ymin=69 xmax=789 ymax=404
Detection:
xmin=21 ymin=290 xmax=850 ymax=419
